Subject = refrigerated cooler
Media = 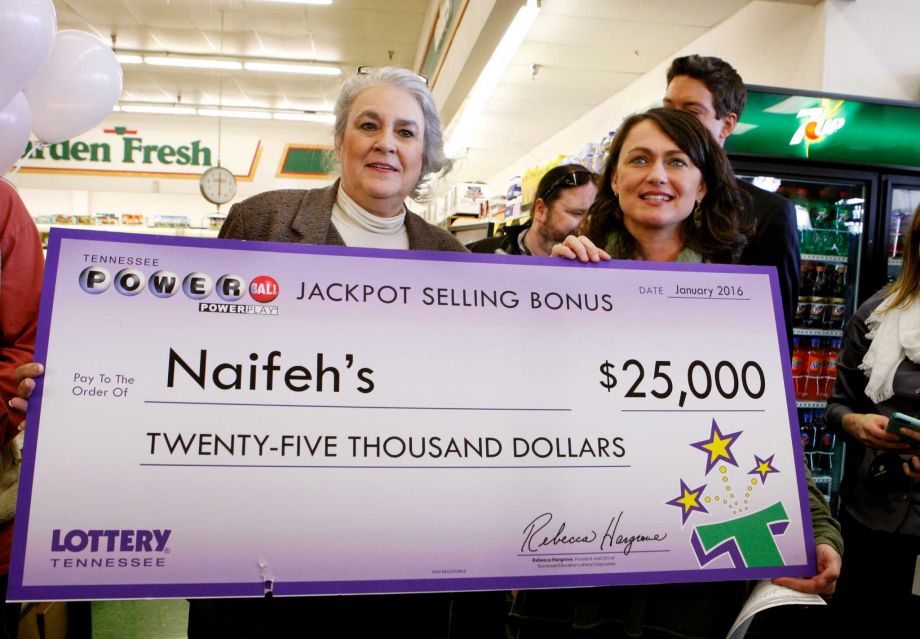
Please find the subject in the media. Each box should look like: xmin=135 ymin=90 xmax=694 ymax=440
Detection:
xmin=724 ymin=87 xmax=920 ymax=510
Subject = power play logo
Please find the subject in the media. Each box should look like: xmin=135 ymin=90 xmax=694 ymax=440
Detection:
xmin=78 ymin=266 xmax=280 ymax=315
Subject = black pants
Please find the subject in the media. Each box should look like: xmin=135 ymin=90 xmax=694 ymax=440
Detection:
xmin=0 ymin=575 xmax=19 ymax=639
xmin=830 ymin=509 xmax=920 ymax=635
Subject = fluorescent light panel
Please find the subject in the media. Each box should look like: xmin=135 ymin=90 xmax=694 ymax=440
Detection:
xmin=198 ymin=108 xmax=272 ymax=120
xmin=121 ymin=104 xmax=198 ymax=115
xmin=145 ymin=56 xmax=243 ymax=70
xmin=446 ymin=0 xmax=539 ymax=156
xmin=116 ymin=54 xmax=143 ymax=64
xmin=243 ymin=61 xmax=341 ymax=76
xmin=272 ymin=112 xmax=335 ymax=124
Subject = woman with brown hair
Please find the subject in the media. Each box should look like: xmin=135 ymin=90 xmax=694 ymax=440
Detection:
xmin=518 ymin=107 xmax=843 ymax=639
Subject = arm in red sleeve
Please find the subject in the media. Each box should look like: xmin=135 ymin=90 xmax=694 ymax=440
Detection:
xmin=0 ymin=181 xmax=44 ymax=446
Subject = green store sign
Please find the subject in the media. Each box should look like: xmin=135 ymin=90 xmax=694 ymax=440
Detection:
xmin=725 ymin=89 xmax=920 ymax=169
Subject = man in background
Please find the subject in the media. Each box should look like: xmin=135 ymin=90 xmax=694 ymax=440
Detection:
xmin=664 ymin=54 xmax=799 ymax=347
xmin=468 ymin=163 xmax=596 ymax=256
xmin=0 ymin=177 xmax=43 ymax=638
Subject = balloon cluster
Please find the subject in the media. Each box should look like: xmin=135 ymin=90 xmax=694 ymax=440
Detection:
xmin=0 ymin=0 xmax=123 ymax=175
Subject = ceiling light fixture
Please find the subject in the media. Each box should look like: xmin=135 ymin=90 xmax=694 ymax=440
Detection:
xmin=445 ymin=0 xmax=540 ymax=157
xmin=243 ymin=61 xmax=341 ymax=76
xmin=145 ymin=56 xmax=243 ymax=70
xmin=198 ymin=108 xmax=273 ymax=120
xmin=115 ymin=54 xmax=143 ymax=64
xmin=272 ymin=112 xmax=336 ymax=124
xmin=121 ymin=104 xmax=198 ymax=115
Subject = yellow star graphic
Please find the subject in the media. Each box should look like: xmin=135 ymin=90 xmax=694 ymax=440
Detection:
xmin=677 ymin=487 xmax=702 ymax=512
xmin=691 ymin=420 xmax=742 ymax=473
xmin=702 ymin=432 xmax=735 ymax=464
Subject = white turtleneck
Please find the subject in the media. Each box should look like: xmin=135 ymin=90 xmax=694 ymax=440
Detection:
xmin=331 ymin=187 xmax=410 ymax=250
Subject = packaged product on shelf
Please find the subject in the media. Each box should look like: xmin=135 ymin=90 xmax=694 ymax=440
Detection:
xmin=795 ymin=261 xmax=813 ymax=327
xmin=95 ymin=213 xmax=118 ymax=225
xmin=153 ymin=214 xmax=192 ymax=228
xmin=53 ymin=214 xmax=76 ymax=225
xmin=799 ymin=410 xmax=816 ymax=453
xmin=32 ymin=215 xmax=54 ymax=225
xmin=76 ymin=214 xmax=95 ymax=226
xmin=120 ymin=214 xmax=144 ymax=226
xmin=790 ymin=337 xmax=805 ymax=398
xmin=824 ymin=265 xmax=847 ymax=329
xmin=205 ymin=215 xmax=226 ymax=230
xmin=821 ymin=338 xmax=841 ymax=399
xmin=449 ymin=182 xmax=489 ymax=216
xmin=807 ymin=264 xmax=829 ymax=328
xmin=802 ymin=337 xmax=825 ymax=401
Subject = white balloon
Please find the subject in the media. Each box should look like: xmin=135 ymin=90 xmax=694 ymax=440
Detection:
xmin=0 ymin=93 xmax=32 ymax=176
xmin=0 ymin=0 xmax=57 ymax=110
xmin=24 ymin=30 xmax=123 ymax=144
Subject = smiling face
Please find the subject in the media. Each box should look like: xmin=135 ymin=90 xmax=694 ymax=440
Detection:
xmin=663 ymin=75 xmax=737 ymax=146
xmin=612 ymin=119 xmax=707 ymax=237
xmin=337 ymin=85 xmax=425 ymax=217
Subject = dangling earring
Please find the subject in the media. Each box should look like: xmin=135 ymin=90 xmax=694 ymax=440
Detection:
xmin=693 ymin=199 xmax=703 ymax=228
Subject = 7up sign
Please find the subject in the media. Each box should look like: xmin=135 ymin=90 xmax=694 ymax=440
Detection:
xmin=790 ymin=101 xmax=846 ymax=154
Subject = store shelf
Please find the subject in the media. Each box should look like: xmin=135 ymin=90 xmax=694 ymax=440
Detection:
xmin=35 ymin=223 xmax=220 ymax=238
xmin=801 ymin=253 xmax=849 ymax=263
xmin=796 ymin=400 xmax=827 ymax=409
xmin=889 ymin=257 xmax=903 ymax=267
xmin=793 ymin=328 xmax=844 ymax=337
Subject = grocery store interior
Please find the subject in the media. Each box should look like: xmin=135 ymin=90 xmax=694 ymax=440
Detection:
xmin=6 ymin=0 xmax=920 ymax=637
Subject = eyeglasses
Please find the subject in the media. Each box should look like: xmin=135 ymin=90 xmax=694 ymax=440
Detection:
xmin=538 ymin=170 xmax=595 ymax=201
xmin=356 ymin=66 xmax=429 ymax=86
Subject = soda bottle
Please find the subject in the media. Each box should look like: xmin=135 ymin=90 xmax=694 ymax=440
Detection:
xmin=796 ymin=263 xmax=814 ymax=328
xmin=822 ymin=338 xmax=841 ymax=399
xmin=800 ymin=410 xmax=816 ymax=453
xmin=803 ymin=337 xmax=825 ymax=401
xmin=825 ymin=265 xmax=847 ymax=330
xmin=791 ymin=337 xmax=806 ymax=399
xmin=816 ymin=413 xmax=836 ymax=455
xmin=807 ymin=264 xmax=829 ymax=329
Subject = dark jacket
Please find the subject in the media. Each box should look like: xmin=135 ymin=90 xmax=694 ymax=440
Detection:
xmin=466 ymin=223 xmax=529 ymax=255
xmin=737 ymin=180 xmax=800 ymax=348
xmin=219 ymin=180 xmax=467 ymax=253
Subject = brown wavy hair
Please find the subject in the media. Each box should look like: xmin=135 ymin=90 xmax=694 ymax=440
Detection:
xmin=885 ymin=203 xmax=920 ymax=310
xmin=581 ymin=107 xmax=748 ymax=263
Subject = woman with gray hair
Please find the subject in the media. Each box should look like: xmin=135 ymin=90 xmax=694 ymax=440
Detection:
xmin=217 ymin=66 xmax=465 ymax=253
xmin=13 ymin=66 xmax=502 ymax=638
xmin=185 ymin=67 xmax=487 ymax=637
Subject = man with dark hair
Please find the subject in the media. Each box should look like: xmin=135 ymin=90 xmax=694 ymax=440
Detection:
xmin=664 ymin=54 xmax=799 ymax=347
xmin=467 ymin=164 xmax=596 ymax=257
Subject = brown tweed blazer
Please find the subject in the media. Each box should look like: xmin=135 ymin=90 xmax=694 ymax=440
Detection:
xmin=218 ymin=179 xmax=467 ymax=252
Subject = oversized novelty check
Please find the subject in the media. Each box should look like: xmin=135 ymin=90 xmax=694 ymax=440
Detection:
xmin=10 ymin=228 xmax=815 ymax=601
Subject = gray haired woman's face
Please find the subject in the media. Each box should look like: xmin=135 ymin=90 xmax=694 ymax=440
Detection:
xmin=336 ymin=85 xmax=425 ymax=218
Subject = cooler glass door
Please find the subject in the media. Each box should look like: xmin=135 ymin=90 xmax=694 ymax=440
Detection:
xmin=885 ymin=184 xmax=920 ymax=283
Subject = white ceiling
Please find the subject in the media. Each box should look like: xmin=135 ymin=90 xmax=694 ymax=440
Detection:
xmin=51 ymin=0 xmax=824 ymax=183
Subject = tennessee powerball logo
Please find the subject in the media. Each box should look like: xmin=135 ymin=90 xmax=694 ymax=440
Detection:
xmin=78 ymin=266 xmax=280 ymax=315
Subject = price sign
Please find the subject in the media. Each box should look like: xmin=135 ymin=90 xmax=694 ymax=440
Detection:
xmin=10 ymin=230 xmax=813 ymax=601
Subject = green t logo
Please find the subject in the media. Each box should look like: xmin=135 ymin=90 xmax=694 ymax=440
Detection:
xmin=691 ymin=501 xmax=790 ymax=568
